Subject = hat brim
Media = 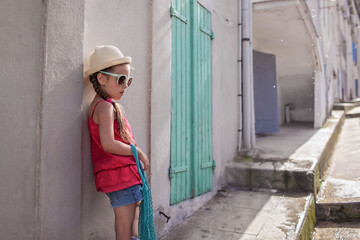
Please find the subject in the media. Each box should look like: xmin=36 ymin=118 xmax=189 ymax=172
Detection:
xmin=85 ymin=56 xmax=132 ymax=77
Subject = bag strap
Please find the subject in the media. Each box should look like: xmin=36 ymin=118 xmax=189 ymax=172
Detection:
xmin=130 ymin=144 xmax=146 ymax=181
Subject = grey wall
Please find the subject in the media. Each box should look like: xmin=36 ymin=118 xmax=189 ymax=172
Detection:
xmin=39 ymin=1 xmax=85 ymax=239
xmin=150 ymin=0 xmax=239 ymax=236
xmin=0 ymin=0 xmax=85 ymax=239
xmin=82 ymin=0 xmax=239 ymax=238
xmin=211 ymin=0 xmax=239 ymax=186
xmin=82 ymin=1 xmax=151 ymax=239
xmin=0 ymin=1 xmax=43 ymax=239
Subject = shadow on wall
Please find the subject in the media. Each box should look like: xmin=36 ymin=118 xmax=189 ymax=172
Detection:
xmin=81 ymin=74 xmax=116 ymax=239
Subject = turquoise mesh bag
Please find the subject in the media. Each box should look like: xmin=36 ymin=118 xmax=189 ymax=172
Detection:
xmin=130 ymin=144 xmax=157 ymax=240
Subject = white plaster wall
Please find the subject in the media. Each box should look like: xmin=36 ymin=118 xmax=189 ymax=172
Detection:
xmin=150 ymin=0 xmax=239 ymax=237
xmin=316 ymin=0 xmax=335 ymax=117
xmin=278 ymin=74 xmax=314 ymax=123
xmin=337 ymin=0 xmax=354 ymax=101
xmin=250 ymin=44 xmax=315 ymax=124
xmin=82 ymin=1 xmax=151 ymax=239
xmin=82 ymin=0 xmax=238 ymax=238
xmin=149 ymin=0 xmax=173 ymax=235
xmin=314 ymin=69 xmax=326 ymax=128
xmin=253 ymin=4 xmax=316 ymax=124
xmin=211 ymin=0 xmax=239 ymax=186
xmin=271 ymin=48 xmax=315 ymax=123
xmin=0 ymin=1 xmax=43 ymax=239
xmin=0 ymin=1 xmax=85 ymax=239
xmin=326 ymin=42 xmax=336 ymax=112
xmin=39 ymin=1 xmax=85 ymax=239
xmin=346 ymin=22 xmax=354 ymax=100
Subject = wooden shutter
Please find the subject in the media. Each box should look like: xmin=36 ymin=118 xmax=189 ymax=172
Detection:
xmin=193 ymin=3 xmax=214 ymax=197
xmin=170 ymin=0 xmax=214 ymax=205
xmin=170 ymin=0 xmax=192 ymax=204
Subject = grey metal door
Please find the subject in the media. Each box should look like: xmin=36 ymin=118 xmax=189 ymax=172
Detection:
xmin=253 ymin=50 xmax=279 ymax=134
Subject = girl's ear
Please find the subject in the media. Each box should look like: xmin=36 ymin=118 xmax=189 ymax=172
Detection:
xmin=97 ymin=72 xmax=107 ymax=85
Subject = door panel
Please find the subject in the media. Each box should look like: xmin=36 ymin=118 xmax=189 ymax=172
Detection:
xmin=194 ymin=3 xmax=214 ymax=197
xmin=170 ymin=0 xmax=192 ymax=204
xmin=253 ymin=50 xmax=279 ymax=134
xmin=170 ymin=0 xmax=214 ymax=205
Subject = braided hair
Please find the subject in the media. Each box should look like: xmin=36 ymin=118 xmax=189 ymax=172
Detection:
xmin=89 ymin=66 xmax=135 ymax=144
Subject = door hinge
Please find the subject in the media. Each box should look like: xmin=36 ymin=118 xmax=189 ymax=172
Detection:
xmin=170 ymin=5 xmax=188 ymax=24
xmin=200 ymin=26 xmax=215 ymax=39
xmin=169 ymin=165 xmax=188 ymax=178
xmin=201 ymin=159 xmax=216 ymax=170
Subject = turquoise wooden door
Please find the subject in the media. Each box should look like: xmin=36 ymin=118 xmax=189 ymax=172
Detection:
xmin=169 ymin=0 xmax=192 ymax=204
xmin=170 ymin=1 xmax=214 ymax=205
xmin=193 ymin=3 xmax=215 ymax=197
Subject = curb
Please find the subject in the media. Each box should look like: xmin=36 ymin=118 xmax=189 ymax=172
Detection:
xmin=226 ymin=110 xmax=345 ymax=194
xmin=296 ymin=194 xmax=316 ymax=240
xmin=225 ymin=161 xmax=314 ymax=192
xmin=290 ymin=110 xmax=344 ymax=195
xmin=316 ymin=202 xmax=360 ymax=221
xmin=345 ymin=106 xmax=360 ymax=118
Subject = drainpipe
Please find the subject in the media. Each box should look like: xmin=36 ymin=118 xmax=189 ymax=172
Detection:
xmin=238 ymin=0 xmax=243 ymax=152
xmin=249 ymin=0 xmax=256 ymax=147
xmin=242 ymin=0 xmax=254 ymax=149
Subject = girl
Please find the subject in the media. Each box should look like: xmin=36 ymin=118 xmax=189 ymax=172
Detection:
xmin=86 ymin=45 xmax=149 ymax=240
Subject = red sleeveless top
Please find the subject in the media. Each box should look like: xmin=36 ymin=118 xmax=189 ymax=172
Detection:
xmin=88 ymin=100 xmax=142 ymax=193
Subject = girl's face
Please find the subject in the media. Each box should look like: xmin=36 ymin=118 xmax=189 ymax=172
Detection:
xmin=98 ymin=64 xmax=131 ymax=100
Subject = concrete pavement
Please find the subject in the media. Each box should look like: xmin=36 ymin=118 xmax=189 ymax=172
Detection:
xmin=345 ymin=106 xmax=360 ymax=118
xmin=160 ymin=106 xmax=360 ymax=239
xmin=313 ymin=106 xmax=360 ymax=239
xmin=255 ymin=122 xmax=317 ymax=160
xmin=313 ymin=221 xmax=360 ymax=239
xmin=160 ymin=188 xmax=314 ymax=240
xmin=161 ymin=118 xmax=332 ymax=239
xmin=226 ymin=111 xmax=344 ymax=193
xmin=316 ymin=116 xmax=360 ymax=221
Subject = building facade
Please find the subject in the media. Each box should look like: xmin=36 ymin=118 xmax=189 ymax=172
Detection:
xmin=0 ymin=0 xmax=359 ymax=239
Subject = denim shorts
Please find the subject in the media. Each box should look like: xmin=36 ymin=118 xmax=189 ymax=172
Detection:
xmin=106 ymin=184 xmax=143 ymax=208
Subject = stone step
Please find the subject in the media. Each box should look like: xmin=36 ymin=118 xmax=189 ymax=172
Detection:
xmin=316 ymin=202 xmax=360 ymax=221
xmin=345 ymin=106 xmax=360 ymax=118
xmin=333 ymin=103 xmax=356 ymax=112
xmin=315 ymin=117 xmax=360 ymax=222
xmin=313 ymin=221 xmax=360 ymax=239
xmin=226 ymin=160 xmax=314 ymax=192
xmin=226 ymin=111 xmax=344 ymax=194
xmin=350 ymin=97 xmax=360 ymax=105
xmin=316 ymin=177 xmax=360 ymax=221
xmin=160 ymin=188 xmax=315 ymax=240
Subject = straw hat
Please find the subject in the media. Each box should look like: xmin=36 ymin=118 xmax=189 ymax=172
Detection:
xmin=85 ymin=45 xmax=132 ymax=77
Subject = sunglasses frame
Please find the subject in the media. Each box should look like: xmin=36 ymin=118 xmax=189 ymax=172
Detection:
xmin=99 ymin=70 xmax=133 ymax=87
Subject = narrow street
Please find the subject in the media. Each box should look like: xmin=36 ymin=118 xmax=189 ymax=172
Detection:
xmin=313 ymin=107 xmax=360 ymax=239
xmin=161 ymin=106 xmax=360 ymax=240
xmin=3 ymin=1 xmax=360 ymax=239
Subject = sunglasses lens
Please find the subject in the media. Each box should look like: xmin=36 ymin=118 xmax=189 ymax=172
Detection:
xmin=118 ymin=75 xmax=127 ymax=85
xmin=127 ymin=78 xmax=133 ymax=87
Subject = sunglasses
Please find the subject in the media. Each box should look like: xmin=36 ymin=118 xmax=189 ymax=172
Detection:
xmin=99 ymin=71 xmax=133 ymax=87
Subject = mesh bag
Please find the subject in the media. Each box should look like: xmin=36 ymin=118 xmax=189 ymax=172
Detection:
xmin=130 ymin=144 xmax=157 ymax=240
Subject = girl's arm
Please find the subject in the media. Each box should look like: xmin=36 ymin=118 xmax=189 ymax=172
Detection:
xmin=96 ymin=101 xmax=149 ymax=170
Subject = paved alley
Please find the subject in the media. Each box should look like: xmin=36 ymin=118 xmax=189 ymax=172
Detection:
xmin=160 ymin=188 xmax=312 ymax=240
xmin=313 ymin=113 xmax=360 ymax=239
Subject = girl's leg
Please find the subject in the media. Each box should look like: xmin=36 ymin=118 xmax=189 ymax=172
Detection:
xmin=131 ymin=201 xmax=141 ymax=237
xmin=113 ymin=202 xmax=137 ymax=240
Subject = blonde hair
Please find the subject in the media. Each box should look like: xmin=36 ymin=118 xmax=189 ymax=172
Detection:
xmin=89 ymin=66 xmax=135 ymax=144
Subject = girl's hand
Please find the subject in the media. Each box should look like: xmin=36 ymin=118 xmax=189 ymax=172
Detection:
xmin=137 ymin=147 xmax=150 ymax=171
